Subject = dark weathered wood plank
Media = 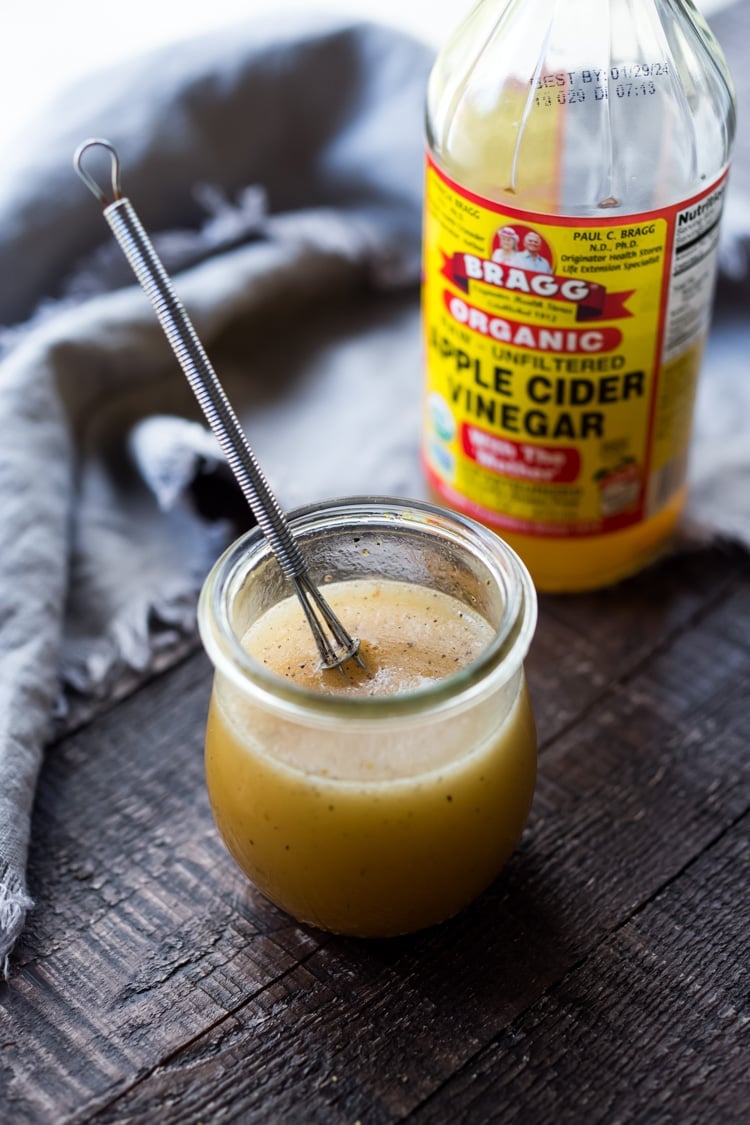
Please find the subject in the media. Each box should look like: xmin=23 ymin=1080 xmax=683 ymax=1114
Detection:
xmin=408 ymin=812 xmax=750 ymax=1124
xmin=2 ymin=549 xmax=746 ymax=1120
xmin=529 ymin=544 xmax=745 ymax=748
xmin=0 ymin=550 xmax=739 ymax=1123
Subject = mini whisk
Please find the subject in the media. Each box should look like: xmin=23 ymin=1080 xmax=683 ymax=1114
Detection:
xmin=74 ymin=138 xmax=365 ymax=673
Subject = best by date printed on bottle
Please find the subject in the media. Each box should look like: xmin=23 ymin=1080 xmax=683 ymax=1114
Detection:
xmin=534 ymin=61 xmax=670 ymax=105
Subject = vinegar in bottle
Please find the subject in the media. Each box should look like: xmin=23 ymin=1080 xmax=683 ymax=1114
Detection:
xmin=422 ymin=0 xmax=736 ymax=591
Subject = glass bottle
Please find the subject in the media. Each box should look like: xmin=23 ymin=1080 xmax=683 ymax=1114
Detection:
xmin=422 ymin=0 xmax=737 ymax=591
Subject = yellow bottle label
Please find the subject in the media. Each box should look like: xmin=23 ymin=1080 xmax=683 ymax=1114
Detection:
xmin=422 ymin=158 xmax=728 ymax=538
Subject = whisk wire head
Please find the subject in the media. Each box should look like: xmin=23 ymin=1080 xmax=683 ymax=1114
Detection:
xmin=292 ymin=575 xmax=365 ymax=671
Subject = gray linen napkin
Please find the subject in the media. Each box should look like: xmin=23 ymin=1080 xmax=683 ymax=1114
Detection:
xmin=0 ymin=14 xmax=434 ymax=971
xmin=0 ymin=7 xmax=748 ymax=972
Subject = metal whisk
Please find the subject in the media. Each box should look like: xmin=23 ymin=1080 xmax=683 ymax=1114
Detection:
xmin=74 ymin=138 xmax=364 ymax=672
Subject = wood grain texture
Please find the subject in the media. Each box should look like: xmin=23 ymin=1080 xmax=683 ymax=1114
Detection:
xmin=409 ymin=816 xmax=750 ymax=1124
xmin=1 ymin=546 xmax=748 ymax=1123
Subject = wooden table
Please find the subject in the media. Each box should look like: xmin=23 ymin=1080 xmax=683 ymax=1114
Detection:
xmin=3 ymin=543 xmax=749 ymax=1122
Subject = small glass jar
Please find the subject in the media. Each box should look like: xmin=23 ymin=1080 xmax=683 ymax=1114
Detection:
xmin=198 ymin=497 xmax=538 ymax=938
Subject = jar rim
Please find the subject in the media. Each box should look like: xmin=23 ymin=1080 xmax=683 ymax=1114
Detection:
xmin=198 ymin=496 xmax=537 ymax=722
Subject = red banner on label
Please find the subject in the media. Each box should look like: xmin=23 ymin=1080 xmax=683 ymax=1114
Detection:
xmin=461 ymin=425 xmax=581 ymax=484
xmin=441 ymin=250 xmax=633 ymax=321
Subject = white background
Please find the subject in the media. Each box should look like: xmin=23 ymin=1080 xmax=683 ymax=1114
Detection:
xmin=0 ymin=0 xmax=731 ymax=152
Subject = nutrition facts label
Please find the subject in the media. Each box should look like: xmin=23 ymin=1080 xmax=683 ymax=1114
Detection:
xmin=664 ymin=180 xmax=727 ymax=362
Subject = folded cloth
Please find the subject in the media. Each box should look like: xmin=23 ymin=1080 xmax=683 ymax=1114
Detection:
xmin=0 ymin=5 xmax=748 ymax=971
xmin=0 ymin=14 xmax=434 ymax=971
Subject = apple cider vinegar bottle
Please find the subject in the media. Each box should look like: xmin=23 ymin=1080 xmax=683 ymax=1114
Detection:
xmin=422 ymin=0 xmax=736 ymax=590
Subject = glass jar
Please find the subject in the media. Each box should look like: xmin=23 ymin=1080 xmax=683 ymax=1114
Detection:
xmin=198 ymin=497 xmax=538 ymax=937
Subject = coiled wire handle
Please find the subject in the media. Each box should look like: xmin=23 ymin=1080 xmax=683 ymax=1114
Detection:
xmin=74 ymin=139 xmax=363 ymax=671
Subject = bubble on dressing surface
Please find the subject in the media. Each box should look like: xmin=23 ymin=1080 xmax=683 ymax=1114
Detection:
xmin=240 ymin=578 xmax=494 ymax=697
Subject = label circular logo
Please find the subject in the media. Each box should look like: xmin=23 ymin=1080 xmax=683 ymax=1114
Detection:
xmin=428 ymin=393 xmax=456 ymax=442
